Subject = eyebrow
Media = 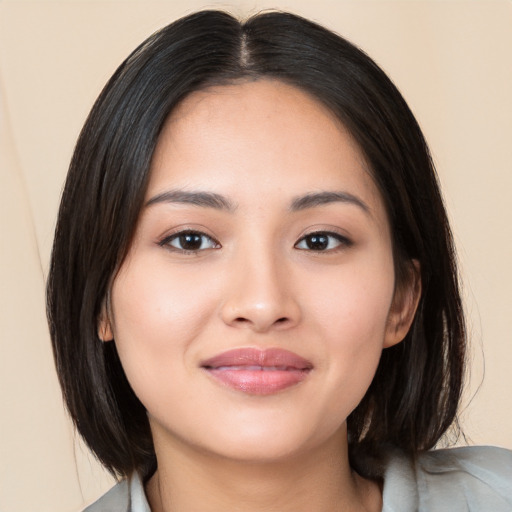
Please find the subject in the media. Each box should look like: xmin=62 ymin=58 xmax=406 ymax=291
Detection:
xmin=290 ymin=191 xmax=370 ymax=214
xmin=145 ymin=189 xmax=369 ymax=215
xmin=145 ymin=190 xmax=236 ymax=211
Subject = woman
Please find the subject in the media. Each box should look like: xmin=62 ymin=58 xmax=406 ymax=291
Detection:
xmin=47 ymin=10 xmax=512 ymax=511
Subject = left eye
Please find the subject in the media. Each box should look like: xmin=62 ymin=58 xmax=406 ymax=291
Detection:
xmin=295 ymin=232 xmax=350 ymax=251
xmin=160 ymin=231 xmax=219 ymax=252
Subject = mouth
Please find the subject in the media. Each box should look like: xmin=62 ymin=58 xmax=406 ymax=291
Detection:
xmin=200 ymin=348 xmax=313 ymax=395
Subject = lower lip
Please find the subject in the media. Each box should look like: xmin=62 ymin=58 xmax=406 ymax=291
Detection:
xmin=204 ymin=368 xmax=310 ymax=395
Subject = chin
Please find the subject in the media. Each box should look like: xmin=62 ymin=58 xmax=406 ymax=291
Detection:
xmin=180 ymin=413 xmax=347 ymax=465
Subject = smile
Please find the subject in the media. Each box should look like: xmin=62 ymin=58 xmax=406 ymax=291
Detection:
xmin=201 ymin=348 xmax=313 ymax=395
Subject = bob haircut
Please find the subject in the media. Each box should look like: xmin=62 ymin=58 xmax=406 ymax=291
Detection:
xmin=47 ymin=10 xmax=465 ymax=479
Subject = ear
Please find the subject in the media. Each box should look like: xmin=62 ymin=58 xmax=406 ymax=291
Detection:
xmin=384 ymin=259 xmax=422 ymax=348
xmin=98 ymin=299 xmax=114 ymax=342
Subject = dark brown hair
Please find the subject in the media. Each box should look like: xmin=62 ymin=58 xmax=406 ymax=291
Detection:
xmin=47 ymin=10 xmax=465 ymax=479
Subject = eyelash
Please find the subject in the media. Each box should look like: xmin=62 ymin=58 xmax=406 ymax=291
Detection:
xmin=158 ymin=230 xmax=352 ymax=255
xmin=158 ymin=230 xmax=220 ymax=254
xmin=294 ymin=231 xmax=352 ymax=252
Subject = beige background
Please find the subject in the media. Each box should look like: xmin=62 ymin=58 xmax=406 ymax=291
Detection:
xmin=1 ymin=1 xmax=511 ymax=511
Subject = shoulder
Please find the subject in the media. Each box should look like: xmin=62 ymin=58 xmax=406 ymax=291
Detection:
xmin=82 ymin=479 xmax=129 ymax=512
xmin=383 ymin=446 xmax=512 ymax=511
xmin=82 ymin=475 xmax=149 ymax=512
xmin=416 ymin=446 xmax=512 ymax=510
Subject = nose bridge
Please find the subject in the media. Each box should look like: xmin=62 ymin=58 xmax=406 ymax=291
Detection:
xmin=220 ymin=234 xmax=300 ymax=332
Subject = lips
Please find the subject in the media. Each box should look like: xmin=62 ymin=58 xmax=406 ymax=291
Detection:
xmin=201 ymin=348 xmax=313 ymax=395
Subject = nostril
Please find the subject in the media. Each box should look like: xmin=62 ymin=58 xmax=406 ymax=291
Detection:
xmin=232 ymin=316 xmax=289 ymax=326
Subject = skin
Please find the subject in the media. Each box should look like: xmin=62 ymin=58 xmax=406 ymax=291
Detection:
xmin=101 ymin=79 xmax=420 ymax=511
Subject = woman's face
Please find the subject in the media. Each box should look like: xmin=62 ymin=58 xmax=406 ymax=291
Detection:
xmin=102 ymin=80 xmax=417 ymax=462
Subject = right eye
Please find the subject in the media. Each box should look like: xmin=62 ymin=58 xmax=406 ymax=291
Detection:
xmin=159 ymin=230 xmax=220 ymax=253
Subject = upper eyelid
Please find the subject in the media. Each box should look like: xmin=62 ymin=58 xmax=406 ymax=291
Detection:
xmin=294 ymin=230 xmax=353 ymax=250
xmin=296 ymin=229 xmax=351 ymax=242
xmin=157 ymin=227 xmax=352 ymax=249
xmin=158 ymin=225 xmax=217 ymax=239
xmin=158 ymin=229 xmax=220 ymax=247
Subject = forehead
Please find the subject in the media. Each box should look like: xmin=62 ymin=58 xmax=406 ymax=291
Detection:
xmin=148 ymin=79 xmax=385 ymax=220
xmin=159 ymin=80 xmax=356 ymax=158
xmin=167 ymin=79 xmax=343 ymax=133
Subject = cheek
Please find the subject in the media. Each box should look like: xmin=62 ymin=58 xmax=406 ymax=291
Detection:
xmin=112 ymin=256 xmax=218 ymax=334
xmin=108 ymin=258 xmax=218 ymax=397
xmin=308 ymin=250 xmax=395 ymax=341
xmin=304 ymin=258 xmax=395 ymax=410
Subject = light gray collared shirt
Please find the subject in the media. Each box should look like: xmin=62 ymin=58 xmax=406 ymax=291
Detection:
xmin=83 ymin=446 xmax=512 ymax=512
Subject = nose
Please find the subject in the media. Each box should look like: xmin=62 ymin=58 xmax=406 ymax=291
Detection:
xmin=219 ymin=248 xmax=301 ymax=333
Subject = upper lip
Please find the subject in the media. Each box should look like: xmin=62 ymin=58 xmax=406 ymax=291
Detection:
xmin=201 ymin=348 xmax=313 ymax=370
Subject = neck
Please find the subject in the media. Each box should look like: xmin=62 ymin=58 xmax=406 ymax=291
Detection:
xmin=145 ymin=427 xmax=381 ymax=512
